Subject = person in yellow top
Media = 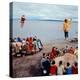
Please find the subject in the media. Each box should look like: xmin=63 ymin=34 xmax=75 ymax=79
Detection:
xmin=63 ymin=18 xmax=72 ymax=40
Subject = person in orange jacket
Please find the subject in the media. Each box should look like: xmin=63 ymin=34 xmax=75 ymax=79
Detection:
xmin=63 ymin=18 xmax=72 ymax=40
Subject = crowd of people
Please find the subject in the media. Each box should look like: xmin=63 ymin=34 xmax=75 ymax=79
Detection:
xmin=10 ymin=36 xmax=78 ymax=75
xmin=10 ymin=36 xmax=43 ymax=57
xmin=49 ymin=46 xmax=78 ymax=59
xmin=40 ymin=46 xmax=78 ymax=76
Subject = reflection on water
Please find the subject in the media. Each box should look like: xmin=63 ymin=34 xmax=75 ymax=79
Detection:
xmin=12 ymin=19 xmax=78 ymax=43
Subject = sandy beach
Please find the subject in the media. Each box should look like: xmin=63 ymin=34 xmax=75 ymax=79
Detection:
xmin=12 ymin=39 xmax=78 ymax=77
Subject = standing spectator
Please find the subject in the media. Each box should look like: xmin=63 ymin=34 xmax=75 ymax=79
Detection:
xmin=56 ymin=48 xmax=60 ymax=56
xmin=65 ymin=62 xmax=72 ymax=74
xmin=64 ymin=46 xmax=69 ymax=53
xmin=57 ymin=61 xmax=64 ymax=75
xmin=69 ymin=47 xmax=75 ymax=54
xmin=33 ymin=37 xmax=38 ymax=53
xmin=74 ymin=46 xmax=78 ymax=58
xmin=22 ymin=38 xmax=26 ymax=46
xmin=72 ymin=62 xmax=78 ymax=74
xmin=50 ymin=60 xmax=57 ymax=75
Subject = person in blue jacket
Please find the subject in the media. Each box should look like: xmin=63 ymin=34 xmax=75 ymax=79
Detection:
xmin=66 ymin=62 xmax=72 ymax=74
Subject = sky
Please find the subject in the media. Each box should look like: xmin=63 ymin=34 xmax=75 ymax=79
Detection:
xmin=12 ymin=2 xmax=78 ymax=21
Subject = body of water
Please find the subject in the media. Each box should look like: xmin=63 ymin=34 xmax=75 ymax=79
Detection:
xmin=12 ymin=19 xmax=78 ymax=43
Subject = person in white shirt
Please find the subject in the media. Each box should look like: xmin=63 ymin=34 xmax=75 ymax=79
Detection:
xmin=57 ymin=61 xmax=64 ymax=75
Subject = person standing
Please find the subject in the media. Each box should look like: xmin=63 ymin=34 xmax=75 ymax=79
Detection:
xmin=20 ymin=15 xmax=26 ymax=28
xmin=63 ymin=18 xmax=72 ymax=40
xmin=65 ymin=62 xmax=72 ymax=75
xmin=50 ymin=60 xmax=57 ymax=75
xmin=57 ymin=61 xmax=64 ymax=75
xmin=72 ymin=62 xmax=78 ymax=74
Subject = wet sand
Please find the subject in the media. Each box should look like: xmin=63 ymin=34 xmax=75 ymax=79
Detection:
xmin=12 ymin=39 xmax=78 ymax=77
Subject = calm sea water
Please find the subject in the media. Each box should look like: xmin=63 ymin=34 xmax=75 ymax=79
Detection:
xmin=12 ymin=19 xmax=78 ymax=43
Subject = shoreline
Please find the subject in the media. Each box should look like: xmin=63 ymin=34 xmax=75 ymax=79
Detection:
xmin=12 ymin=38 xmax=78 ymax=77
xmin=42 ymin=38 xmax=78 ymax=53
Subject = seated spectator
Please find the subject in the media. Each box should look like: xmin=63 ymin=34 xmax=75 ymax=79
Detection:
xmin=74 ymin=46 xmax=78 ymax=58
xmin=50 ymin=47 xmax=57 ymax=60
xmin=56 ymin=48 xmax=60 ymax=56
xmin=64 ymin=46 xmax=69 ymax=53
xmin=69 ymin=47 xmax=75 ymax=54
xmin=17 ymin=37 xmax=22 ymax=42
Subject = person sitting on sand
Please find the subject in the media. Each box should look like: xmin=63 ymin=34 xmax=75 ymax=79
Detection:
xmin=59 ymin=48 xmax=64 ymax=56
xmin=25 ymin=38 xmax=29 ymax=54
xmin=63 ymin=18 xmax=72 ymax=40
xmin=37 ymin=39 xmax=43 ymax=52
xmin=68 ymin=47 xmax=75 ymax=54
xmin=17 ymin=37 xmax=22 ymax=42
xmin=64 ymin=46 xmax=69 ymax=53
xmin=15 ymin=44 xmax=20 ymax=57
xmin=50 ymin=47 xmax=57 ymax=60
xmin=21 ymin=45 xmax=27 ymax=56
xmin=74 ymin=46 xmax=78 ymax=58
xmin=28 ymin=37 xmax=33 ymax=54
xmin=22 ymin=38 xmax=26 ymax=46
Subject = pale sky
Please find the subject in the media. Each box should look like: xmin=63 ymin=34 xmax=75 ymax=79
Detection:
xmin=12 ymin=2 xmax=78 ymax=21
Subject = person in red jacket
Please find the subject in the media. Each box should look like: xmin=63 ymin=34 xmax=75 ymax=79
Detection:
xmin=50 ymin=60 xmax=57 ymax=75
xmin=20 ymin=15 xmax=26 ymax=27
xmin=50 ymin=47 xmax=57 ymax=60
xmin=28 ymin=37 xmax=33 ymax=54
xmin=72 ymin=62 xmax=78 ymax=74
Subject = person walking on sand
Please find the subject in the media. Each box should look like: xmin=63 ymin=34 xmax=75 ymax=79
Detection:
xmin=20 ymin=15 xmax=26 ymax=27
xmin=63 ymin=18 xmax=72 ymax=40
